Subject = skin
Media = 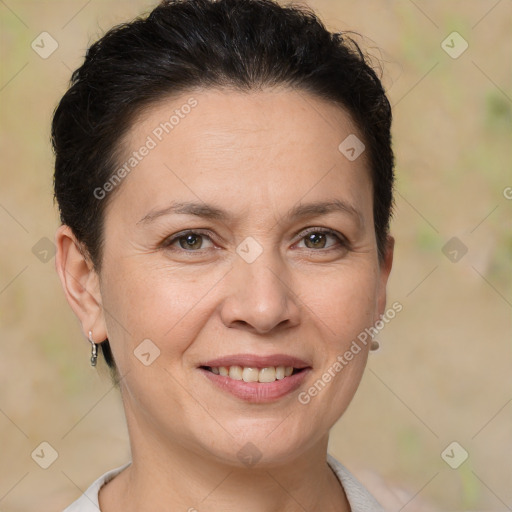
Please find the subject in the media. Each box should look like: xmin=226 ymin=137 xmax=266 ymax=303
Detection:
xmin=55 ymin=87 xmax=394 ymax=512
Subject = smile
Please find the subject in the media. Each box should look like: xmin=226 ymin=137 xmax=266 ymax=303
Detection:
xmin=201 ymin=365 xmax=304 ymax=383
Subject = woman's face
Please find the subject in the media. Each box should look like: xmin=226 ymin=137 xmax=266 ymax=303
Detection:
xmin=92 ymin=88 xmax=393 ymax=466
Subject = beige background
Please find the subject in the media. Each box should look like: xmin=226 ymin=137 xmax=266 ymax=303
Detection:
xmin=0 ymin=1 xmax=511 ymax=510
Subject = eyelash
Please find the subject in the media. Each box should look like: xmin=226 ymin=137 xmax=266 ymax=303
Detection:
xmin=161 ymin=228 xmax=350 ymax=254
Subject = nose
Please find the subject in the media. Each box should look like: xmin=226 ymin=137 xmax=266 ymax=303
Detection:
xmin=219 ymin=247 xmax=301 ymax=335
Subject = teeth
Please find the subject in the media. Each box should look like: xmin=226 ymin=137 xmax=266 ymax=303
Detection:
xmin=229 ymin=365 xmax=243 ymax=380
xmin=258 ymin=367 xmax=276 ymax=383
xmin=242 ymin=367 xmax=259 ymax=382
xmin=207 ymin=365 xmax=297 ymax=383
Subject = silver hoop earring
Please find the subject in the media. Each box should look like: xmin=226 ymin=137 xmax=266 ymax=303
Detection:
xmin=370 ymin=340 xmax=380 ymax=351
xmin=88 ymin=330 xmax=98 ymax=366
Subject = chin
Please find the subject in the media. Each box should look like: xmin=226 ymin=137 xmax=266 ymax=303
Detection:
xmin=202 ymin=425 xmax=318 ymax=469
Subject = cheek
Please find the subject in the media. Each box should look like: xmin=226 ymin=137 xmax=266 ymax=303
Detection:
xmin=100 ymin=260 xmax=225 ymax=365
xmin=302 ymin=264 xmax=379 ymax=344
xmin=300 ymin=271 xmax=376 ymax=414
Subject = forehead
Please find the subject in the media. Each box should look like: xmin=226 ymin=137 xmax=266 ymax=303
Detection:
xmin=131 ymin=86 xmax=364 ymax=158
xmin=109 ymin=87 xmax=372 ymax=224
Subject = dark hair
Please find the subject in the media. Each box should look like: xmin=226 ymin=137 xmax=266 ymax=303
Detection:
xmin=52 ymin=0 xmax=395 ymax=375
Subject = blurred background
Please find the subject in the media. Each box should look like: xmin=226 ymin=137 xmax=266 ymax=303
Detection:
xmin=0 ymin=1 xmax=510 ymax=510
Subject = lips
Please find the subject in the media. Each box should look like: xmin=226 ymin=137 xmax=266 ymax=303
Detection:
xmin=197 ymin=353 xmax=312 ymax=402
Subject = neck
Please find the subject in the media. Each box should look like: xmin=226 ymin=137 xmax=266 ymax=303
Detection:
xmin=99 ymin=410 xmax=350 ymax=512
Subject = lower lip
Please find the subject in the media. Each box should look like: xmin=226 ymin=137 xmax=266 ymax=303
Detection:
xmin=199 ymin=368 xmax=311 ymax=403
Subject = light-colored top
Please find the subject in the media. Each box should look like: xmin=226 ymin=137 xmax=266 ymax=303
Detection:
xmin=62 ymin=453 xmax=385 ymax=511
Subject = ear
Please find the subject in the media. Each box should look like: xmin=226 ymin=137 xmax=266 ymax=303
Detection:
xmin=375 ymin=234 xmax=395 ymax=322
xmin=54 ymin=225 xmax=108 ymax=343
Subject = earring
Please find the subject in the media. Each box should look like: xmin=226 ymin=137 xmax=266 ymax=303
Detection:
xmin=88 ymin=330 xmax=98 ymax=366
xmin=370 ymin=340 xmax=380 ymax=351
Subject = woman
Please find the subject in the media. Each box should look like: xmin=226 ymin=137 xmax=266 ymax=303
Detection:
xmin=53 ymin=0 xmax=395 ymax=510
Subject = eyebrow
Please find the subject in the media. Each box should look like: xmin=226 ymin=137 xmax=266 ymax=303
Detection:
xmin=137 ymin=199 xmax=364 ymax=228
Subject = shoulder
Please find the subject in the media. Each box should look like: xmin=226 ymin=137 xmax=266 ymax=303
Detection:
xmin=327 ymin=453 xmax=386 ymax=512
xmin=61 ymin=462 xmax=132 ymax=512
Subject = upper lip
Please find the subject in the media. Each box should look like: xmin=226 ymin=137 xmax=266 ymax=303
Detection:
xmin=199 ymin=354 xmax=311 ymax=369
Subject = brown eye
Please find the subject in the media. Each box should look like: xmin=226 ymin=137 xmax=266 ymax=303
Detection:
xmin=178 ymin=233 xmax=203 ymax=250
xmin=298 ymin=229 xmax=346 ymax=251
xmin=304 ymin=232 xmax=328 ymax=249
xmin=163 ymin=231 xmax=214 ymax=251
